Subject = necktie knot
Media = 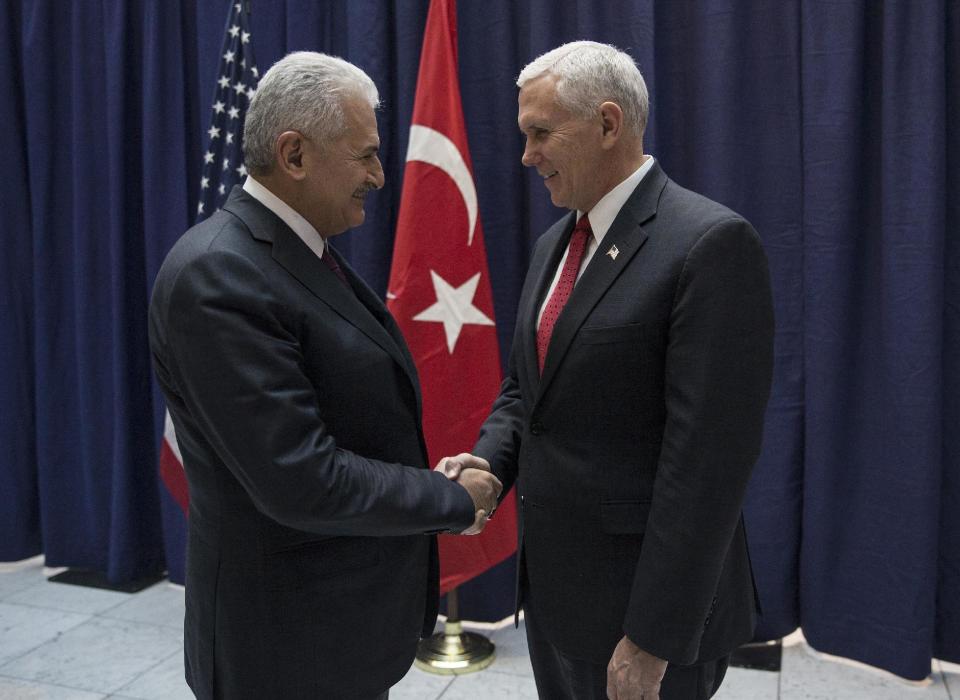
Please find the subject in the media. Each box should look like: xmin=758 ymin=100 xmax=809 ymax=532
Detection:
xmin=574 ymin=213 xmax=592 ymax=235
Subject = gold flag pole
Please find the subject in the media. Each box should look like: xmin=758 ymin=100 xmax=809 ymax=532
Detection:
xmin=414 ymin=587 xmax=495 ymax=674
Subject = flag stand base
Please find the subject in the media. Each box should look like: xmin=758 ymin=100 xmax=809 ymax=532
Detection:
xmin=414 ymin=589 xmax=495 ymax=675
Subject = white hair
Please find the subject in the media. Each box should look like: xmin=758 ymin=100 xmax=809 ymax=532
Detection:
xmin=517 ymin=41 xmax=649 ymax=137
xmin=243 ymin=51 xmax=380 ymax=173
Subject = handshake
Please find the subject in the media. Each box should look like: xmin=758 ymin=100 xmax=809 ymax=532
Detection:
xmin=435 ymin=453 xmax=503 ymax=535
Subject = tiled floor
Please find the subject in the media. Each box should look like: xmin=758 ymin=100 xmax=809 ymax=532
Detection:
xmin=1 ymin=557 xmax=957 ymax=699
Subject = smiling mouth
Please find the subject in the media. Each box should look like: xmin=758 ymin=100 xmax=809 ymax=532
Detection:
xmin=542 ymin=170 xmax=558 ymax=180
xmin=352 ymin=187 xmax=372 ymax=201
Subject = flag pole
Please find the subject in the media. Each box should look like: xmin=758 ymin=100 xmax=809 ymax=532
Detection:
xmin=414 ymin=587 xmax=495 ymax=674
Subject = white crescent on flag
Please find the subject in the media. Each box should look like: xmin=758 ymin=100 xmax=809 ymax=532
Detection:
xmin=405 ymin=124 xmax=478 ymax=246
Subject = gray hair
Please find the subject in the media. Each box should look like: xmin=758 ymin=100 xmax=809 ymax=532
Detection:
xmin=517 ymin=41 xmax=649 ymax=137
xmin=243 ymin=51 xmax=380 ymax=173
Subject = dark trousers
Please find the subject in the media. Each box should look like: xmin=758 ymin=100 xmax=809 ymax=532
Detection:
xmin=523 ymin=596 xmax=728 ymax=700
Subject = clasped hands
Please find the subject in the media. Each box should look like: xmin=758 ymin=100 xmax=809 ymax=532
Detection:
xmin=434 ymin=453 xmax=502 ymax=535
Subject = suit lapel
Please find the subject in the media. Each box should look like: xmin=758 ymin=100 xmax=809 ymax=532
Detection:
xmin=329 ymin=246 xmax=424 ymax=417
xmin=222 ymin=187 xmax=416 ymax=391
xmin=520 ymin=212 xmax=577 ymax=399
xmin=537 ymin=164 xmax=668 ymax=399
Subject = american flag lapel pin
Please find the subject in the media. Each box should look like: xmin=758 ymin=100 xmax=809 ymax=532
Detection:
xmin=606 ymin=244 xmax=619 ymax=261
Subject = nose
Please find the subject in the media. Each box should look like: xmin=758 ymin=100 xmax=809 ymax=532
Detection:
xmin=368 ymin=156 xmax=385 ymax=189
xmin=521 ymin=137 xmax=539 ymax=168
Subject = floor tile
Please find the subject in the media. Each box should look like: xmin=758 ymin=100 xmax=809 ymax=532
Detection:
xmin=441 ymin=668 xmax=539 ymax=699
xmin=485 ymin=621 xmax=534 ymax=678
xmin=0 ymin=616 xmax=182 ymax=694
xmin=780 ymin=640 xmax=950 ymax=699
xmin=941 ymin=659 xmax=959 ymax=698
xmin=100 ymin=584 xmax=184 ymax=630
xmin=0 ymin=559 xmax=47 ymax=602
xmin=713 ymin=666 xmax=779 ymax=699
xmin=390 ymin=664 xmax=454 ymax=700
xmin=112 ymin=649 xmax=193 ymax=700
xmin=6 ymin=581 xmax=131 ymax=616
xmin=0 ymin=603 xmax=91 ymax=666
xmin=0 ymin=675 xmax=107 ymax=699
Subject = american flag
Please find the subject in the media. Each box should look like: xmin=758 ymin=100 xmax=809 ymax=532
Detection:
xmin=159 ymin=1 xmax=259 ymax=518
xmin=196 ymin=0 xmax=259 ymax=221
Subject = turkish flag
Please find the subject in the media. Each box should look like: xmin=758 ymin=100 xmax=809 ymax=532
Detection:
xmin=387 ymin=0 xmax=517 ymax=592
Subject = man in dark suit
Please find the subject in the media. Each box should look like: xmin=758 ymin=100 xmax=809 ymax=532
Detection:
xmin=148 ymin=51 xmax=501 ymax=700
xmin=445 ymin=41 xmax=774 ymax=699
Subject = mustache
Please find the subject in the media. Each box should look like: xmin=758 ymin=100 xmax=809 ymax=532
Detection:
xmin=352 ymin=184 xmax=376 ymax=198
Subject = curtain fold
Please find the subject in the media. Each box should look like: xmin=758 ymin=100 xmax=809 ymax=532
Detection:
xmin=1 ymin=0 xmax=956 ymax=678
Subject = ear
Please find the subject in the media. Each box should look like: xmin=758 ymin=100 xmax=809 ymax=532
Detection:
xmin=275 ymin=130 xmax=308 ymax=181
xmin=598 ymin=101 xmax=624 ymax=150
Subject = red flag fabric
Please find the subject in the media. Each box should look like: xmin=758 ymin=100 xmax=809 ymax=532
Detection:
xmin=387 ymin=0 xmax=518 ymax=592
xmin=159 ymin=411 xmax=189 ymax=514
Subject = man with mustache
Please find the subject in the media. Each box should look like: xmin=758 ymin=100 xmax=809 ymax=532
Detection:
xmin=446 ymin=41 xmax=774 ymax=699
xmin=149 ymin=51 xmax=501 ymax=700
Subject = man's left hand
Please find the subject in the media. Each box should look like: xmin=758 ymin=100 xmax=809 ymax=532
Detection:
xmin=606 ymin=636 xmax=668 ymax=699
xmin=434 ymin=453 xmax=491 ymax=481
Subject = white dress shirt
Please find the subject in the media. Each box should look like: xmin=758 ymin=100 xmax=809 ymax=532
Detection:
xmin=242 ymin=176 xmax=326 ymax=260
xmin=537 ymin=155 xmax=656 ymax=328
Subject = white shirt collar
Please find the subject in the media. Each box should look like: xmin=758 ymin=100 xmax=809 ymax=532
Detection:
xmin=242 ymin=176 xmax=326 ymax=259
xmin=578 ymin=155 xmax=656 ymax=244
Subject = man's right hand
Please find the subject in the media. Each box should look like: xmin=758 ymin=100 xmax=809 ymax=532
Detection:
xmin=455 ymin=468 xmax=502 ymax=535
xmin=435 ymin=453 xmax=491 ymax=480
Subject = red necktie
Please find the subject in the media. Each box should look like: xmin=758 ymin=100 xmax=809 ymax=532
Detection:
xmin=321 ymin=246 xmax=350 ymax=288
xmin=536 ymin=214 xmax=592 ymax=373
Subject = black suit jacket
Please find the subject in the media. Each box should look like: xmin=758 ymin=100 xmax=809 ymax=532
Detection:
xmin=149 ymin=187 xmax=475 ymax=699
xmin=475 ymin=162 xmax=774 ymax=666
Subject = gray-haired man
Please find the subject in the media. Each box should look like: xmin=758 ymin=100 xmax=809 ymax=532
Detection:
xmin=150 ymin=51 xmax=500 ymax=700
xmin=450 ymin=40 xmax=774 ymax=700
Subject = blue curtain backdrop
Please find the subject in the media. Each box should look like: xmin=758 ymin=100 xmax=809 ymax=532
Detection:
xmin=1 ymin=0 xmax=957 ymax=681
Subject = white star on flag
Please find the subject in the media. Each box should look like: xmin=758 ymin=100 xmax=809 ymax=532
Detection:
xmin=413 ymin=270 xmax=494 ymax=353
xmin=236 ymin=164 xmax=247 ymax=177
xmin=194 ymin=0 xmax=258 ymax=221
xmin=242 ymin=31 xmax=251 ymax=44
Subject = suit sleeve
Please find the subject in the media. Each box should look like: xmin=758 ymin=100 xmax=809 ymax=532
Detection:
xmin=472 ymin=231 xmax=552 ymax=495
xmin=473 ymin=332 xmax=524 ymax=495
xmin=623 ymin=218 xmax=774 ymax=664
xmin=161 ymin=248 xmax=476 ymax=537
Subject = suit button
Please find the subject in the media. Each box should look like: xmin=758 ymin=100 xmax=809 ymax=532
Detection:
xmin=531 ymin=422 xmax=544 ymax=435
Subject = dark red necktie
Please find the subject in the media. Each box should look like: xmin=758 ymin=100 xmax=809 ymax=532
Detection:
xmin=536 ymin=214 xmax=592 ymax=373
xmin=321 ymin=246 xmax=350 ymax=288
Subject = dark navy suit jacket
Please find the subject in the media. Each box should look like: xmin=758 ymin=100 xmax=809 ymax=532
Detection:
xmin=475 ymin=162 xmax=774 ymax=667
xmin=149 ymin=186 xmax=474 ymax=699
